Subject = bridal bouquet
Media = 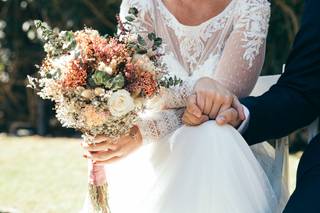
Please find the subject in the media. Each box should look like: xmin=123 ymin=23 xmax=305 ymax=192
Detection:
xmin=28 ymin=7 xmax=181 ymax=213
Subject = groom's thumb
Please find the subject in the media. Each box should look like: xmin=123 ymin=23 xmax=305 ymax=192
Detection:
xmin=216 ymin=108 xmax=239 ymax=126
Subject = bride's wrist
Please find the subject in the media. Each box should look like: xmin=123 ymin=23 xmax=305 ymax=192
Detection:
xmin=194 ymin=77 xmax=215 ymax=89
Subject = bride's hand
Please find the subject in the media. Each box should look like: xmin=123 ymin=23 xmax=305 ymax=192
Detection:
xmin=82 ymin=126 xmax=142 ymax=164
xmin=182 ymin=94 xmax=210 ymax=125
xmin=194 ymin=77 xmax=243 ymax=119
xmin=183 ymin=77 xmax=245 ymax=125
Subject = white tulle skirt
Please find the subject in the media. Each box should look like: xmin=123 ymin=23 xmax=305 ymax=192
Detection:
xmin=86 ymin=121 xmax=278 ymax=213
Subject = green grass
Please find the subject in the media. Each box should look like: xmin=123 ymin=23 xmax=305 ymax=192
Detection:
xmin=0 ymin=135 xmax=301 ymax=212
xmin=0 ymin=135 xmax=87 ymax=213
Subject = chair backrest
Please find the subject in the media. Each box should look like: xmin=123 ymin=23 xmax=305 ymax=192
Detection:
xmin=250 ymin=74 xmax=290 ymax=202
xmin=308 ymin=118 xmax=319 ymax=143
xmin=250 ymin=74 xmax=281 ymax=97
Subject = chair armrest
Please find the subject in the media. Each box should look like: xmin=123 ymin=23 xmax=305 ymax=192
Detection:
xmin=308 ymin=118 xmax=319 ymax=143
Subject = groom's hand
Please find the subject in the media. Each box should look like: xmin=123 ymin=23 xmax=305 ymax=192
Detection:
xmin=216 ymin=97 xmax=244 ymax=127
xmin=183 ymin=77 xmax=245 ymax=126
xmin=216 ymin=108 xmax=243 ymax=127
xmin=182 ymin=94 xmax=210 ymax=125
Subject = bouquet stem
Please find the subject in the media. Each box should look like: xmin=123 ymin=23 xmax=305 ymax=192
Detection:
xmin=88 ymin=160 xmax=111 ymax=213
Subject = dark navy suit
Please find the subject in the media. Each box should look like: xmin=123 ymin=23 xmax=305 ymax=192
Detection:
xmin=241 ymin=0 xmax=320 ymax=212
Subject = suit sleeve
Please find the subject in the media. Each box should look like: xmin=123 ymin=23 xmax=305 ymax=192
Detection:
xmin=241 ymin=86 xmax=318 ymax=145
xmin=241 ymin=0 xmax=320 ymax=145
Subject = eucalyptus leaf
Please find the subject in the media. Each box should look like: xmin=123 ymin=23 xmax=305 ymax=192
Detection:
xmin=88 ymin=77 xmax=96 ymax=87
xmin=111 ymin=73 xmax=125 ymax=90
xmin=104 ymin=78 xmax=114 ymax=89
xmin=136 ymin=48 xmax=147 ymax=54
xmin=92 ymin=71 xmax=112 ymax=86
xmin=154 ymin=37 xmax=162 ymax=47
xmin=137 ymin=35 xmax=146 ymax=46
xmin=125 ymin=16 xmax=135 ymax=22
xmin=160 ymin=76 xmax=183 ymax=88
xmin=128 ymin=7 xmax=139 ymax=17
xmin=148 ymin=32 xmax=156 ymax=41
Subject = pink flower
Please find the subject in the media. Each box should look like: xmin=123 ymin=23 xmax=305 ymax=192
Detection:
xmin=82 ymin=106 xmax=110 ymax=127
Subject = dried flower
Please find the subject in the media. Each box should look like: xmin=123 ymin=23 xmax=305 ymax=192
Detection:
xmin=28 ymin=16 xmax=181 ymax=139
xmin=62 ymin=59 xmax=88 ymax=89
xmin=82 ymin=106 xmax=109 ymax=128
xmin=81 ymin=89 xmax=95 ymax=99
xmin=97 ymin=62 xmax=114 ymax=75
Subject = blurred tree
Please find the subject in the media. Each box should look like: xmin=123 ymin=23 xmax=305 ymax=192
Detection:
xmin=0 ymin=0 xmax=121 ymax=134
xmin=0 ymin=0 xmax=306 ymax=134
xmin=263 ymin=0 xmax=304 ymax=75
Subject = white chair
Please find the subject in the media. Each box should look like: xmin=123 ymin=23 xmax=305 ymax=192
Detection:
xmin=250 ymin=74 xmax=290 ymax=208
xmin=250 ymin=74 xmax=281 ymax=97
xmin=308 ymin=118 xmax=319 ymax=143
xmin=250 ymin=74 xmax=319 ymax=208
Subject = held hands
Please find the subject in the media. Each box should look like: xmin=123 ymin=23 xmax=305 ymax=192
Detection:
xmin=182 ymin=77 xmax=245 ymax=127
xmin=82 ymin=78 xmax=245 ymax=164
xmin=82 ymin=126 xmax=142 ymax=165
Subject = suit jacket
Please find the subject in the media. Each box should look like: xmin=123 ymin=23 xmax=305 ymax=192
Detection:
xmin=241 ymin=0 xmax=320 ymax=145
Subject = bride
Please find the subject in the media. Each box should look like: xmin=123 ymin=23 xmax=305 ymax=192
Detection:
xmin=82 ymin=0 xmax=282 ymax=212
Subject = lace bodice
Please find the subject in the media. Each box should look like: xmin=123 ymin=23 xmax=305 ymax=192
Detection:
xmin=119 ymin=0 xmax=271 ymax=142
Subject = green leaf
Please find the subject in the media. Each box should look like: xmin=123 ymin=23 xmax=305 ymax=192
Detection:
xmin=111 ymin=73 xmax=125 ymax=90
xmin=136 ymin=48 xmax=147 ymax=54
xmin=52 ymin=68 xmax=62 ymax=79
xmin=169 ymin=77 xmax=173 ymax=85
xmin=34 ymin=20 xmax=42 ymax=29
xmin=127 ymin=42 xmax=136 ymax=49
xmin=88 ymin=77 xmax=96 ymax=87
xmin=65 ymin=31 xmax=74 ymax=41
xmin=104 ymin=78 xmax=113 ymax=89
xmin=91 ymin=71 xmax=111 ymax=86
xmin=160 ymin=75 xmax=183 ymax=88
xmin=154 ymin=37 xmax=162 ymax=47
xmin=128 ymin=7 xmax=139 ymax=17
xmin=46 ymin=73 xmax=52 ymax=78
xmin=147 ymin=32 xmax=156 ymax=41
xmin=137 ymin=35 xmax=146 ymax=46
xmin=125 ymin=16 xmax=135 ymax=22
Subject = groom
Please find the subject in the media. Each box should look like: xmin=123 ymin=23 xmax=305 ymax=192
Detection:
xmin=184 ymin=0 xmax=320 ymax=212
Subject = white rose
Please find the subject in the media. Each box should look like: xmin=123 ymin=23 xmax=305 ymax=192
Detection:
xmin=108 ymin=90 xmax=135 ymax=117
xmin=97 ymin=62 xmax=113 ymax=75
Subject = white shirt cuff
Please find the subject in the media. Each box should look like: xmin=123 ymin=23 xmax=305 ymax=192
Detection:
xmin=237 ymin=105 xmax=250 ymax=134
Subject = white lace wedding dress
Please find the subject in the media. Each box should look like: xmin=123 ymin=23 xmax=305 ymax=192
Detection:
xmin=82 ymin=0 xmax=287 ymax=212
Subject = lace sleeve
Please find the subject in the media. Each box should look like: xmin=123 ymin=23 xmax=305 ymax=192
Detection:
xmin=213 ymin=0 xmax=271 ymax=98
xmin=120 ymin=0 xmax=185 ymax=142
xmin=137 ymin=108 xmax=184 ymax=143
xmin=160 ymin=78 xmax=197 ymax=108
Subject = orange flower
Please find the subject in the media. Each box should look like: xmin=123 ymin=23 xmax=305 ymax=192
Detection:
xmin=127 ymin=68 xmax=158 ymax=97
xmin=62 ymin=59 xmax=88 ymax=89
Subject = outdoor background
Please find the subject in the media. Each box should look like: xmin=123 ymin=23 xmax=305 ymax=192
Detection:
xmin=0 ymin=0 xmax=312 ymax=212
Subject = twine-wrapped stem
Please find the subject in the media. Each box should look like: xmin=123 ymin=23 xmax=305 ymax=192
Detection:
xmin=88 ymin=160 xmax=111 ymax=213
